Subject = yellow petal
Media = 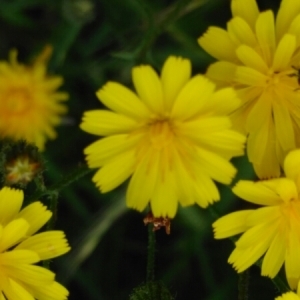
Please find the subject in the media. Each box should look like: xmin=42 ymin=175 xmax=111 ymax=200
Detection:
xmin=285 ymin=228 xmax=300 ymax=289
xmin=28 ymin=281 xmax=69 ymax=300
xmin=92 ymin=149 xmax=135 ymax=193
xmin=3 ymin=278 xmax=35 ymax=300
xmin=255 ymin=11 xmax=275 ymax=66
xmin=80 ymin=110 xmax=138 ymax=136
xmin=15 ymin=231 xmax=70 ymax=260
xmin=193 ymin=171 xmax=220 ymax=207
xmin=161 ymin=56 xmax=191 ymax=110
xmin=246 ymin=206 xmax=281 ymax=227
xmin=227 ymin=16 xmax=257 ymax=47
xmin=0 ymin=219 xmax=29 ymax=252
xmin=231 ymin=0 xmax=259 ymax=29
xmin=236 ymin=45 xmax=269 ymax=73
xmin=171 ymin=75 xmax=215 ymax=120
xmin=4 ymin=265 xmax=54 ymax=286
xmin=0 ymin=188 xmax=23 ymax=226
xmin=272 ymin=34 xmax=296 ymax=71
xmin=126 ymin=149 xmax=159 ymax=211
xmin=203 ymin=87 xmax=241 ymax=115
xmin=273 ymin=100 xmax=295 ymax=151
xmin=235 ymin=220 xmax=277 ymax=248
xmin=132 ymin=65 xmax=163 ymax=113
xmin=171 ymin=147 xmax=196 ymax=207
xmin=206 ymin=61 xmax=237 ymax=83
xmin=96 ymin=82 xmax=150 ymax=120
xmin=212 ymin=210 xmax=253 ymax=239
xmin=198 ymin=27 xmax=237 ymax=62
xmin=284 ymin=149 xmax=300 ymax=180
xmin=232 ymin=180 xmax=282 ymax=206
xmin=235 ymin=66 xmax=267 ymax=86
xmin=0 ymin=250 xmax=39 ymax=265
xmin=276 ymin=0 xmax=300 ymax=41
xmin=195 ymin=147 xmax=237 ymax=184
xmin=16 ymin=202 xmax=52 ymax=236
xmin=151 ymin=169 xmax=178 ymax=218
xmin=262 ymin=230 xmax=286 ymax=277
xmin=229 ymin=239 xmax=270 ymax=272
xmin=84 ymin=134 xmax=140 ymax=168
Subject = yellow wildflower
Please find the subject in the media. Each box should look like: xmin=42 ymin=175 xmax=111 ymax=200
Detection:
xmin=276 ymin=292 xmax=300 ymax=300
xmin=80 ymin=56 xmax=245 ymax=217
xmin=213 ymin=149 xmax=300 ymax=289
xmin=0 ymin=46 xmax=68 ymax=150
xmin=0 ymin=187 xmax=70 ymax=299
xmin=198 ymin=0 xmax=300 ymax=178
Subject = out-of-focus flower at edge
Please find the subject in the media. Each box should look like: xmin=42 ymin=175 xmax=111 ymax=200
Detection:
xmin=0 ymin=187 xmax=70 ymax=299
xmin=276 ymin=292 xmax=300 ymax=300
xmin=198 ymin=0 xmax=300 ymax=178
xmin=213 ymin=149 xmax=300 ymax=289
xmin=80 ymin=56 xmax=245 ymax=218
xmin=0 ymin=46 xmax=68 ymax=151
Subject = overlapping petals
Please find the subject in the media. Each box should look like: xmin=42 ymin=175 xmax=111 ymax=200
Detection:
xmin=213 ymin=149 xmax=300 ymax=289
xmin=81 ymin=56 xmax=246 ymax=217
xmin=198 ymin=0 xmax=300 ymax=178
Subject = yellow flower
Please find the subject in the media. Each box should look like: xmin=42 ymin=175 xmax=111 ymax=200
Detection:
xmin=0 ymin=187 xmax=70 ymax=299
xmin=198 ymin=0 xmax=300 ymax=178
xmin=276 ymin=292 xmax=300 ymax=300
xmin=0 ymin=46 xmax=68 ymax=150
xmin=80 ymin=56 xmax=245 ymax=217
xmin=213 ymin=149 xmax=300 ymax=289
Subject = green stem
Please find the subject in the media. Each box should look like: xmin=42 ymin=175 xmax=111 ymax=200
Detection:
xmin=28 ymin=164 xmax=94 ymax=202
xmin=147 ymin=224 xmax=156 ymax=283
xmin=238 ymin=270 xmax=249 ymax=300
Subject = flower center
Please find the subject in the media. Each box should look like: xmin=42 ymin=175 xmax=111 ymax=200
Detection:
xmin=3 ymin=87 xmax=32 ymax=115
xmin=265 ymin=68 xmax=299 ymax=91
xmin=149 ymin=119 xmax=174 ymax=150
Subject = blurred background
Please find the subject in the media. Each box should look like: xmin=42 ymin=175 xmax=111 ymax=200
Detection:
xmin=0 ymin=0 xmax=285 ymax=299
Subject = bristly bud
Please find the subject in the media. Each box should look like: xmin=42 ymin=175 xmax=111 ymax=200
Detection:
xmin=129 ymin=281 xmax=174 ymax=300
xmin=1 ymin=140 xmax=43 ymax=187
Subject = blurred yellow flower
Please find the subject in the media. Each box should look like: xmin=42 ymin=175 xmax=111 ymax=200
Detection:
xmin=198 ymin=0 xmax=300 ymax=178
xmin=0 ymin=46 xmax=68 ymax=150
xmin=80 ymin=56 xmax=245 ymax=217
xmin=0 ymin=187 xmax=70 ymax=299
xmin=276 ymin=292 xmax=300 ymax=300
xmin=213 ymin=149 xmax=300 ymax=289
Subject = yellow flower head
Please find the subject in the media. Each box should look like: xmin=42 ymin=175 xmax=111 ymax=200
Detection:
xmin=276 ymin=292 xmax=300 ymax=300
xmin=0 ymin=46 xmax=68 ymax=150
xmin=213 ymin=149 xmax=300 ymax=289
xmin=80 ymin=56 xmax=245 ymax=217
xmin=0 ymin=187 xmax=70 ymax=299
xmin=198 ymin=0 xmax=300 ymax=178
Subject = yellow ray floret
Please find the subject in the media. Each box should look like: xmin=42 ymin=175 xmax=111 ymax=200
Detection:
xmin=213 ymin=149 xmax=300 ymax=290
xmin=0 ymin=187 xmax=70 ymax=299
xmin=80 ymin=56 xmax=246 ymax=217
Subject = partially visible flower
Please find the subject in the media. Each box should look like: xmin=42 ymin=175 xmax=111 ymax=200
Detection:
xmin=5 ymin=155 xmax=40 ymax=185
xmin=0 ymin=187 xmax=70 ymax=299
xmin=213 ymin=149 xmax=300 ymax=289
xmin=80 ymin=56 xmax=245 ymax=217
xmin=198 ymin=0 xmax=300 ymax=178
xmin=0 ymin=46 xmax=68 ymax=150
xmin=276 ymin=292 xmax=300 ymax=300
